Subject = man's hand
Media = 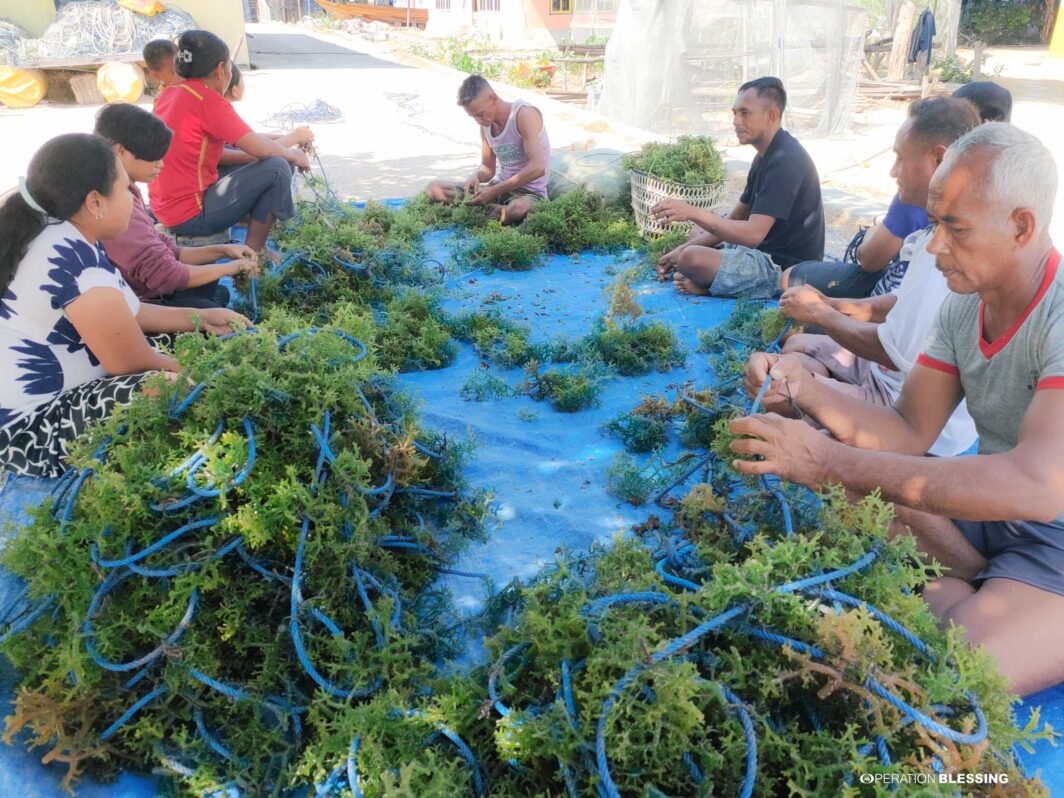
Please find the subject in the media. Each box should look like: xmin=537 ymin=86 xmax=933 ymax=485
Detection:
xmin=778 ymin=284 xmax=833 ymax=325
xmin=467 ymin=183 xmax=502 ymax=206
xmin=728 ymin=413 xmax=831 ymax=487
xmin=194 ymin=308 xmax=252 ymax=336
xmin=288 ymin=148 xmax=312 ymax=172
xmin=650 ymin=198 xmax=698 ymax=224
xmin=220 ymin=244 xmax=256 ymax=261
xmin=462 ymin=175 xmax=481 ymax=197
xmin=744 ymin=352 xmax=812 ymax=413
xmin=223 ymin=259 xmax=260 ymax=278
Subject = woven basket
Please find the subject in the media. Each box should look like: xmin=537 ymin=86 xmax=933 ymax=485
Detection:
xmin=629 ymin=169 xmax=727 ymax=238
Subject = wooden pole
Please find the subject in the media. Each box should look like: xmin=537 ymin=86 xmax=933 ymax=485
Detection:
xmin=887 ymin=0 xmax=917 ymax=81
xmin=407 ymin=0 xmax=411 ymax=28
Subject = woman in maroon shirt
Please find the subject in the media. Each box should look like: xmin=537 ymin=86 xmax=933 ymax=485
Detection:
xmin=96 ymin=103 xmax=259 ymax=308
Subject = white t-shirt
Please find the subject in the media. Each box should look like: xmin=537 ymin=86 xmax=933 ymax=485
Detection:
xmin=0 ymin=220 xmax=140 ymax=427
xmin=873 ymin=227 xmax=976 ymax=456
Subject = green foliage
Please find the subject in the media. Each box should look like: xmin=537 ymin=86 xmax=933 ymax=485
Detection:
xmin=505 ymin=61 xmax=553 ymax=89
xmin=964 ymin=0 xmax=1039 ymax=44
xmin=465 ymin=223 xmax=547 ymax=271
xmin=645 ymin=226 xmax=689 ymax=268
xmin=523 ymin=363 xmax=603 ymax=413
xmin=933 ymin=54 xmax=975 ymax=84
xmin=460 ymin=370 xmax=515 ymax=402
xmin=522 ymin=188 xmax=639 ymax=253
xmin=448 ymin=311 xmax=563 ymax=369
xmin=411 ymin=35 xmax=502 ymax=78
xmin=0 ymin=311 xmax=489 ymax=794
xmin=377 ymin=292 xmax=457 ymax=373
xmin=622 ymin=136 xmax=726 ymax=186
xmin=474 ymin=491 xmax=1050 ymax=797
xmin=583 ymin=319 xmax=685 ymax=376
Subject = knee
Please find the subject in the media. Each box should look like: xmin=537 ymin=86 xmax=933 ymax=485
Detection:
xmin=923 ymin=577 xmax=973 ymax=620
xmin=426 ymin=181 xmax=448 ymax=202
xmin=677 ymin=246 xmax=703 ymax=270
xmin=781 ymin=332 xmax=813 ymax=355
xmin=265 ymin=156 xmax=294 ymax=182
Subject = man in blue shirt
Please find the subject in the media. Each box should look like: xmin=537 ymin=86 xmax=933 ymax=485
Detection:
xmin=652 ymin=77 xmax=825 ymax=299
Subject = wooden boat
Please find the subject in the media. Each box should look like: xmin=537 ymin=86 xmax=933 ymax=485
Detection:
xmin=314 ymin=0 xmax=428 ymax=28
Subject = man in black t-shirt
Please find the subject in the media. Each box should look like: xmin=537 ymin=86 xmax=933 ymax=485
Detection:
xmin=653 ymin=77 xmax=825 ymax=299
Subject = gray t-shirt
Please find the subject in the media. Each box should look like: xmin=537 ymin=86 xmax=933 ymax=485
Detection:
xmin=918 ymin=249 xmax=1064 ymax=522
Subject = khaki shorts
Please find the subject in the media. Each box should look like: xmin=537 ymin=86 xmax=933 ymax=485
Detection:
xmin=790 ymin=333 xmax=895 ymax=406
xmin=453 ymin=181 xmax=545 ymax=206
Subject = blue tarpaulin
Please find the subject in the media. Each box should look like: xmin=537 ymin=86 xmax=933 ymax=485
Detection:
xmin=1 ymin=232 xmax=1060 ymax=795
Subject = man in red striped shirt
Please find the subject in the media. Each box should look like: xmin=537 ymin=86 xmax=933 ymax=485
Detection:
xmin=731 ymin=123 xmax=1064 ymax=697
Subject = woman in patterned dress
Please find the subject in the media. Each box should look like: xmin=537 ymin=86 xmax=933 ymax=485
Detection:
xmin=0 ymin=133 xmax=248 ymax=478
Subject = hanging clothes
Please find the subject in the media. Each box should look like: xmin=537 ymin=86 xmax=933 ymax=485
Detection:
xmin=908 ymin=8 xmax=936 ymax=67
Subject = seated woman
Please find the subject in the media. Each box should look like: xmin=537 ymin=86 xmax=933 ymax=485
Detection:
xmin=149 ymin=30 xmax=311 ymax=252
xmin=0 ymin=133 xmax=248 ymax=478
xmin=220 ymin=62 xmax=315 ymax=175
xmin=95 ymin=103 xmax=260 ymax=309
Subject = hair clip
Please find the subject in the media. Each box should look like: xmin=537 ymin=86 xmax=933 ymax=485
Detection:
xmin=176 ymin=49 xmax=193 ymax=63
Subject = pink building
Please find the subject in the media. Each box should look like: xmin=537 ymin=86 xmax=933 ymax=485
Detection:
xmin=426 ymin=0 xmax=616 ymax=46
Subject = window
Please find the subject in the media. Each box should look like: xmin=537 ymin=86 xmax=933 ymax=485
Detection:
xmin=435 ymin=0 xmax=451 ymax=9
xmin=475 ymin=0 xmax=500 ymax=9
xmin=550 ymin=0 xmax=573 ymax=14
xmin=574 ymin=0 xmax=615 ymax=10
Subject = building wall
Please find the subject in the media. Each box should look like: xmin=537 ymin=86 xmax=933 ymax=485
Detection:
xmin=0 ymin=0 xmax=248 ymax=65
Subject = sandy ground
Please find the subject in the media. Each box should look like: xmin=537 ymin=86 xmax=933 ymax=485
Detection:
xmin=0 ymin=24 xmax=1061 ymax=252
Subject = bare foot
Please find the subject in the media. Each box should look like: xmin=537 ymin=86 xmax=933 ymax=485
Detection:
xmin=656 ymin=262 xmax=675 ymax=281
xmin=673 ymin=274 xmax=710 ymax=296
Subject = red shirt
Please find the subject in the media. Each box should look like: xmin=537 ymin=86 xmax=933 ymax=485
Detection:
xmin=150 ymin=79 xmax=252 ymax=227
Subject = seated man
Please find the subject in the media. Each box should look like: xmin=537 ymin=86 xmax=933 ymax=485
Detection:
xmin=653 ymin=77 xmax=824 ymax=299
xmin=95 ymin=103 xmax=259 ymax=309
xmin=734 ymin=123 xmax=1064 ymax=696
xmin=762 ymin=96 xmax=980 ymax=456
xmin=426 ymin=75 xmax=550 ymax=226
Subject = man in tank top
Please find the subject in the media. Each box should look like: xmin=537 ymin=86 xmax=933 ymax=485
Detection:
xmin=427 ymin=75 xmax=551 ymax=226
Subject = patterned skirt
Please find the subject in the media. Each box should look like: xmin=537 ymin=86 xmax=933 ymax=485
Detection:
xmin=0 ymin=372 xmax=150 ymax=478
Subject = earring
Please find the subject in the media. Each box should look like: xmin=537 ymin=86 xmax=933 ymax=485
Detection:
xmin=96 ymin=212 xmax=104 ymax=221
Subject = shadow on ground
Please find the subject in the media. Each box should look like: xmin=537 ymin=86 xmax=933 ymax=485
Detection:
xmin=248 ymin=31 xmax=409 ymax=70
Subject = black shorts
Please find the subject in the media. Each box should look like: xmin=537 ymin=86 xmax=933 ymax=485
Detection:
xmin=954 ymin=519 xmax=1064 ymax=597
xmin=786 ymin=259 xmax=881 ymax=299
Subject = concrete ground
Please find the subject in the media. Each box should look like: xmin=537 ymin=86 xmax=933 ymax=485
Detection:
xmin=0 ymin=24 xmax=1061 ymax=251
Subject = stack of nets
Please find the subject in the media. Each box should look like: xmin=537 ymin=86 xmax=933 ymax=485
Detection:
xmin=14 ymin=1 xmax=195 ymax=66
xmin=0 ymin=19 xmax=29 ymax=66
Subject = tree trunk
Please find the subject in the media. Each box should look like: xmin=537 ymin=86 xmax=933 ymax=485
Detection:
xmin=887 ymin=0 xmax=917 ymax=81
xmin=1043 ymin=0 xmax=1059 ymax=44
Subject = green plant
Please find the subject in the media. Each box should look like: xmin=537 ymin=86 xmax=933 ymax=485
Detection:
xmin=934 ymin=54 xmax=975 ymax=84
xmin=584 ymin=319 xmax=685 ymax=376
xmin=622 ymin=136 xmax=726 ymax=186
xmin=522 ymin=188 xmax=639 ymax=253
xmin=460 ymin=369 xmax=515 ymax=401
xmin=465 ymin=223 xmax=547 ymax=271
xmin=523 ymin=363 xmax=603 ymax=412
xmin=377 ymin=292 xmax=457 ymax=372
xmin=964 ymin=0 xmax=1038 ymax=43
xmin=0 ymin=311 xmax=488 ymax=794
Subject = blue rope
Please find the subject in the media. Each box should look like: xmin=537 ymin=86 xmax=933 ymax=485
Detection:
xmin=185 ymin=418 xmax=257 ymax=497
xmin=594 ymin=605 xmax=748 ymax=798
xmin=488 ymin=643 xmax=531 ymax=717
xmin=92 ymin=517 xmax=219 ymax=569
xmin=83 ymin=572 xmax=198 ymax=673
xmin=193 ymin=705 xmax=248 ymax=765
xmin=169 ymin=369 xmax=226 ymax=419
xmin=0 ymin=594 xmax=57 ymax=645
xmin=347 ymin=736 xmax=364 ymax=798
xmin=99 ymin=684 xmax=168 ymax=741
xmin=403 ymin=709 xmax=485 ymax=797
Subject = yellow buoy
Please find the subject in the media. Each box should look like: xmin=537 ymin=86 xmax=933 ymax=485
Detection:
xmin=0 ymin=67 xmax=48 ymax=109
xmin=97 ymin=61 xmax=145 ymax=104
